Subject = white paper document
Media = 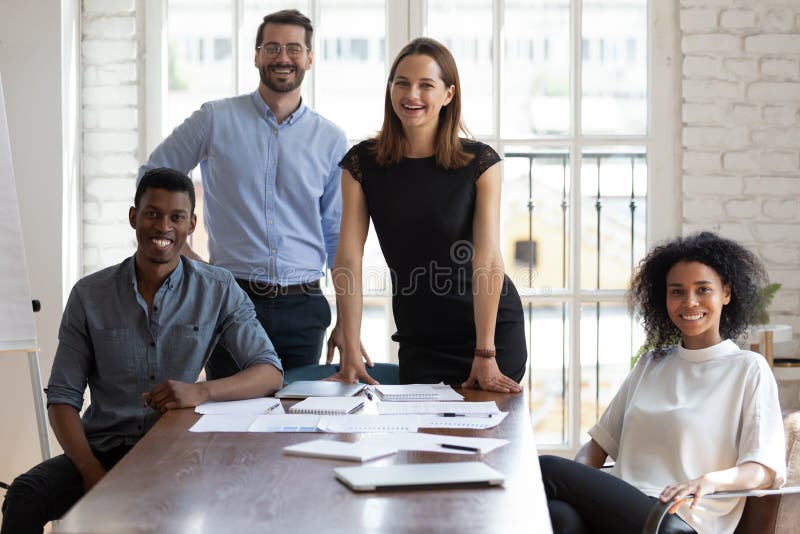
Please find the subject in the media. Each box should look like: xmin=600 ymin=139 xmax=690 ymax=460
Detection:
xmin=364 ymin=433 xmax=509 ymax=455
xmin=376 ymin=401 xmax=500 ymax=416
xmin=419 ymin=412 xmax=508 ymax=430
xmin=189 ymin=414 xmax=258 ymax=432
xmin=317 ymin=415 xmax=419 ymax=433
xmin=195 ymin=397 xmax=282 ymax=415
xmin=248 ymin=414 xmax=321 ymax=432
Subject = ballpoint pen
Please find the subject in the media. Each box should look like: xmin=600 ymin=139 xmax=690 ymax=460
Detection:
xmin=438 ymin=443 xmax=482 ymax=453
xmin=439 ymin=413 xmax=495 ymax=418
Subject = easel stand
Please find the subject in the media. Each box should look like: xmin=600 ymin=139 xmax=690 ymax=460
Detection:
xmin=1 ymin=347 xmax=51 ymax=462
xmin=27 ymin=349 xmax=51 ymax=460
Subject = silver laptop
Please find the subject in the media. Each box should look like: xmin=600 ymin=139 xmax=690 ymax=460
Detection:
xmin=334 ymin=461 xmax=506 ymax=492
xmin=276 ymin=380 xmax=366 ymax=399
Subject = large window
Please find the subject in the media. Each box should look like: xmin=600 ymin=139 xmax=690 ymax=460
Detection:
xmin=147 ymin=0 xmax=677 ymax=454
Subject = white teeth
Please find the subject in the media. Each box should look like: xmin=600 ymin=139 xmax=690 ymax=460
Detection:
xmin=152 ymin=238 xmax=171 ymax=248
xmin=681 ymin=313 xmax=704 ymax=321
xmin=403 ymin=105 xmax=423 ymax=110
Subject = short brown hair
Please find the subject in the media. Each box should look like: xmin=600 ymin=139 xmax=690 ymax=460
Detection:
xmin=255 ymin=9 xmax=313 ymax=50
xmin=372 ymin=37 xmax=471 ymax=169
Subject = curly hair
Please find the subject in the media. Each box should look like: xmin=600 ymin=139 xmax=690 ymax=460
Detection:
xmin=628 ymin=231 xmax=766 ymax=353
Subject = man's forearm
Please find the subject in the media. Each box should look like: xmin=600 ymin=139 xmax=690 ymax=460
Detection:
xmin=48 ymin=404 xmax=101 ymax=474
xmin=204 ymin=363 xmax=283 ymax=401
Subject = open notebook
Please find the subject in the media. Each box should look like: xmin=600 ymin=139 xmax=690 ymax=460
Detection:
xmin=289 ymin=397 xmax=365 ymax=415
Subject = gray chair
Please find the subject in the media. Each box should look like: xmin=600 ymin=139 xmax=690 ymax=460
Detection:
xmin=643 ymin=411 xmax=800 ymax=534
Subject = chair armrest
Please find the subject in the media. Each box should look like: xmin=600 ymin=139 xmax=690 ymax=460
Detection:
xmin=642 ymin=487 xmax=800 ymax=534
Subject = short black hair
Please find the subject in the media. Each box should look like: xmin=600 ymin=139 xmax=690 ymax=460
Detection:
xmin=135 ymin=168 xmax=195 ymax=213
xmin=628 ymin=231 xmax=767 ymax=351
xmin=255 ymin=9 xmax=313 ymax=50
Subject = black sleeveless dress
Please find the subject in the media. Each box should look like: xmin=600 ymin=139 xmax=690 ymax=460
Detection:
xmin=339 ymin=139 xmax=527 ymax=385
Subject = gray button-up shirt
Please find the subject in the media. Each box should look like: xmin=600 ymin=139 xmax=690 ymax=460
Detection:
xmin=46 ymin=255 xmax=282 ymax=451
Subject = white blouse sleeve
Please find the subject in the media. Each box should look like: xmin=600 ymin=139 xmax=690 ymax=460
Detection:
xmin=737 ymin=355 xmax=786 ymax=488
xmin=588 ymin=351 xmax=651 ymax=460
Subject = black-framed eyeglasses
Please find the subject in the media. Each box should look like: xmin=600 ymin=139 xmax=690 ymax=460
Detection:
xmin=257 ymin=43 xmax=308 ymax=58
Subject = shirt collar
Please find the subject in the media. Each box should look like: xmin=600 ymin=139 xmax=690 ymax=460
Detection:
xmin=675 ymin=338 xmax=738 ymax=362
xmin=128 ymin=254 xmax=185 ymax=292
xmin=250 ymin=90 xmax=307 ymax=125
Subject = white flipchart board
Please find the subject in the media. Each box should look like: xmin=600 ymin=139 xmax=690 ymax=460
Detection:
xmin=0 ymin=74 xmax=36 ymax=351
xmin=0 ymin=73 xmax=50 ymax=459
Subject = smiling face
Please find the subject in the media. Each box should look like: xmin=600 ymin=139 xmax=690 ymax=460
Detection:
xmin=256 ymin=23 xmax=312 ymax=94
xmin=666 ymin=261 xmax=731 ymax=350
xmin=389 ymin=53 xmax=454 ymax=136
xmin=129 ymin=187 xmax=196 ymax=270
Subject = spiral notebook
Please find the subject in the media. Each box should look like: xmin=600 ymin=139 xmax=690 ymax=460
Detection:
xmin=373 ymin=385 xmax=439 ymax=401
xmin=289 ymin=397 xmax=365 ymax=415
xmin=283 ymin=439 xmax=397 ymax=462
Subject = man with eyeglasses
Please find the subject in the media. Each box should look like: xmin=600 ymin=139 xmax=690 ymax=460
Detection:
xmin=139 ymin=9 xmax=372 ymax=381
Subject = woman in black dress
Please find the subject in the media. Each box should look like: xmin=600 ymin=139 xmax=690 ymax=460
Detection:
xmin=332 ymin=37 xmax=527 ymax=391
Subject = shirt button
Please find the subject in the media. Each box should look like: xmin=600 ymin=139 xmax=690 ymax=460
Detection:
xmin=150 ymin=342 xmax=155 ymax=347
xmin=150 ymin=375 xmax=155 ymax=381
xmin=271 ymin=249 xmax=277 ymax=254
xmin=268 ymin=220 xmax=273 ymax=225
xmin=153 ymin=306 xmax=158 ymax=311
xmin=271 ymin=160 xmax=276 ymax=165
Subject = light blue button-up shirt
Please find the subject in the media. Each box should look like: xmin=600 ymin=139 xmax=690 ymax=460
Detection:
xmin=46 ymin=256 xmax=282 ymax=451
xmin=139 ymin=92 xmax=347 ymax=285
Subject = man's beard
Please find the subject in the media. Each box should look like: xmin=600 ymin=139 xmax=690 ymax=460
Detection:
xmin=259 ymin=63 xmax=306 ymax=93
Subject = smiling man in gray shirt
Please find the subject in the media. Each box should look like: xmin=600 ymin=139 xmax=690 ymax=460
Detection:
xmin=1 ymin=168 xmax=283 ymax=534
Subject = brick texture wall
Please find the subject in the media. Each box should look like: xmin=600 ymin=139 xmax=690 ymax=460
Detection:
xmin=81 ymin=0 xmax=139 ymax=275
xmin=681 ymin=0 xmax=800 ymax=344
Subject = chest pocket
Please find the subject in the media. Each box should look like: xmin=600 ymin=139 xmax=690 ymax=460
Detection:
xmin=92 ymin=328 xmax=138 ymax=379
xmin=163 ymin=321 xmax=217 ymax=381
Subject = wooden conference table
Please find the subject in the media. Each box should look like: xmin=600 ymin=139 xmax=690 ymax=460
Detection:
xmin=55 ymin=388 xmax=552 ymax=533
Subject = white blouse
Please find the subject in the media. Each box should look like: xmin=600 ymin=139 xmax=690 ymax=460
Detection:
xmin=589 ymin=339 xmax=786 ymax=534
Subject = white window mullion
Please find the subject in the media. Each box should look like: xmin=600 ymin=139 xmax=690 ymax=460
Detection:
xmin=308 ymin=0 xmax=321 ymax=110
xmin=408 ymin=0 xmax=426 ymax=40
xmin=568 ymin=0 xmax=584 ymax=453
xmin=144 ymin=0 xmax=168 ymax=157
xmin=492 ymin=0 xmax=502 ymax=142
xmin=232 ymin=0 xmax=242 ymax=95
xmin=647 ymin=0 xmax=680 ymax=246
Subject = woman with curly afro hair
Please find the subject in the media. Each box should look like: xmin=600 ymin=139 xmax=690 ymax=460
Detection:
xmin=539 ymin=232 xmax=786 ymax=534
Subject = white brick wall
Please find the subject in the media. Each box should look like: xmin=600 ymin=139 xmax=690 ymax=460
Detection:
xmin=82 ymin=0 xmax=139 ymax=274
xmin=681 ymin=0 xmax=800 ymax=341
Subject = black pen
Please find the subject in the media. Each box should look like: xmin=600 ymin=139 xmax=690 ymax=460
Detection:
xmin=365 ymin=389 xmax=373 ymax=401
xmin=439 ymin=413 xmax=494 ymax=418
xmin=439 ymin=443 xmax=482 ymax=453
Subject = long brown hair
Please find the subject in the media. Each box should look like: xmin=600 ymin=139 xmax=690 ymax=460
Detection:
xmin=372 ymin=38 xmax=472 ymax=169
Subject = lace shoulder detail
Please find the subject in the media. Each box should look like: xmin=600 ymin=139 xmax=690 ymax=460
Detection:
xmin=338 ymin=143 xmax=364 ymax=183
xmin=473 ymin=142 xmax=501 ymax=180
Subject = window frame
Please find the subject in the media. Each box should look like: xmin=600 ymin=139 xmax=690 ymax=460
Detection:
xmin=143 ymin=0 xmax=680 ymax=455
